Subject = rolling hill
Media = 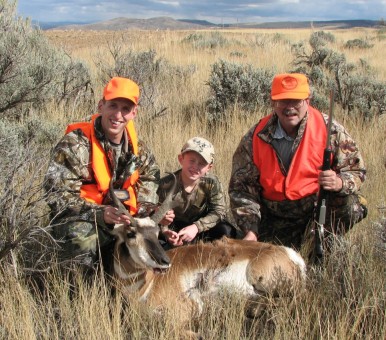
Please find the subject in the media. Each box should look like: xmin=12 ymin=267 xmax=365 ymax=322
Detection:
xmin=44 ymin=17 xmax=381 ymax=31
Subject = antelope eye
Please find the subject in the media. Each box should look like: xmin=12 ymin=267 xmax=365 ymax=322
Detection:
xmin=126 ymin=231 xmax=136 ymax=239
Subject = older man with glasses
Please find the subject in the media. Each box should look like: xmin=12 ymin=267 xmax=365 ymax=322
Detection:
xmin=229 ymin=73 xmax=367 ymax=255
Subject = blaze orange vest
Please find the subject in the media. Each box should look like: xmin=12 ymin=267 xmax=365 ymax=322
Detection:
xmin=252 ymin=107 xmax=327 ymax=201
xmin=65 ymin=114 xmax=139 ymax=215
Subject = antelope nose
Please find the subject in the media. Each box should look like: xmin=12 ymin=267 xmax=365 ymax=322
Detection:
xmin=160 ymin=254 xmax=171 ymax=266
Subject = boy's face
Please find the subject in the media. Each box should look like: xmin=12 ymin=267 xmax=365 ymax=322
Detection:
xmin=178 ymin=151 xmax=212 ymax=183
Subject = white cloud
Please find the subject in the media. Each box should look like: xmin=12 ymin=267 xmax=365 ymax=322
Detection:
xmin=152 ymin=0 xmax=180 ymax=6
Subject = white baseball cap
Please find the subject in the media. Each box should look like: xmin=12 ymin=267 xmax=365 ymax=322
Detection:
xmin=181 ymin=137 xmax=215 ymax=164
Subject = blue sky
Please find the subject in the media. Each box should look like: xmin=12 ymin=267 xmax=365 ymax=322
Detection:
xmin=17 ymin=0 xmax=386 ymax=24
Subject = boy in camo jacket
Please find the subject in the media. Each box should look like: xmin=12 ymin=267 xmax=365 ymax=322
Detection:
xmin=158 ymin=137 xmax=237 ymax=248
xmin=229 ymin=73 xmax=367 ymax=250
xmin=44 ymin=77 xmax=160 ymax=274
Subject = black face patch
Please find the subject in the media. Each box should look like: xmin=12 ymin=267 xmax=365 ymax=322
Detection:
xmin=144 ymin=236 xmax=170 ymax=266
xmin=126 ymin=231 xmax=136 ymax=239
xmin=119 ymin=242 xmax=130 ymax=258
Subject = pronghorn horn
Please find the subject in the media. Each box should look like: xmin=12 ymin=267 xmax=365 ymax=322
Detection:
xmin=151 ymin=172 xmax=178 ymax=225
xmin=109 ymin=178 xmax=138 ymax=227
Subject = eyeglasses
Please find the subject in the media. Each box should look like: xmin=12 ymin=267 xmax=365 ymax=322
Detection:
xmin=274 ymin=99 xmax=307 ymax=109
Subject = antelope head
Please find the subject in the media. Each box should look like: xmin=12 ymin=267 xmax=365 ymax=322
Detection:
xmin=108 ymin=176 xmax=176 ymax=273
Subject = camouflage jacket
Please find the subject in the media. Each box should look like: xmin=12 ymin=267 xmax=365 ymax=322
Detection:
xmin=229 ymin=109 xmax=366 ymax=235
xmin=44 ymin=115 xmax=160 ymax=229
xmin=157 ymin=170 xmax=226 ymax=233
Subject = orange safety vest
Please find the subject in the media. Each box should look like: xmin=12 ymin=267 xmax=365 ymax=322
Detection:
xmin=65 ymin=114 xmax=139 ymax=215
xmin=252 ymin=107 xmax=327 ymax=201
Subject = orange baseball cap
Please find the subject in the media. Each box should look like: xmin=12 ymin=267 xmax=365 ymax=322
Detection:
xmin=271 ymin=73 xmax=310 ymax=100
xmin=103 ymin=77 xmax=140 ymax=104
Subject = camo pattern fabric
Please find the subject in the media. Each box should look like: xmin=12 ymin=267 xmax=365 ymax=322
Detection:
xmin=44 ymin=115 xmax=160 ymax=264
xmin=51 ymin=220 xmax=114 ymax=269
xmin=258 ymin=193 xmax=367 ymax=249
xmin=229 ymin=108 xmax=367 ymax=245
xmin=157 ymin=170 xmax=227 ymax=233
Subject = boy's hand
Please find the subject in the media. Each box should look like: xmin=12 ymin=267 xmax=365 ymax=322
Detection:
xmin=163 ymin=229 xmax=183 ymax=247
xmin=178 ymin=224 xmax=199 ymax=243
xmin=160 ymin=209 xmax=175 ymax=226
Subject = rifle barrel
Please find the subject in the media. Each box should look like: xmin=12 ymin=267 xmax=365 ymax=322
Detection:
xmin=313 ymin=88 xmax=335 ymax=265
xmin=326 ymin=89 xmax=334 ymax=149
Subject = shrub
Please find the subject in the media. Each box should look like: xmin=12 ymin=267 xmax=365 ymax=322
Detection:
xmin=245 ymin=33 xmax=288 ymax=49
xmin=344 ymin=38 xmax=373 ymax=49
xmin=312 ymin=31 xmax=336 ymax=43
xmin=229 ymin=51 xmax=246 ymax=58
xmin=0 ymin=118 xmax=54 ymax=270
xmin=291 ymin=31 xmax=385 ymax=118
xmin=0 ymin=0 xmax=94 ymax=120
xmin=181 ymin=31 xmax=230 ymax=49
xmin=291 ymin=32 xmax=333 ymax=70
xmin=206 ymin=59 xmax=274 ymax=125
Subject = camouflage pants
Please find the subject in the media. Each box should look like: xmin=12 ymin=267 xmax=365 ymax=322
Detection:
xmin=52 ymin=220 xmax=115 ymax=274
xmin=259 ymin=193 xmax=367 ymax=250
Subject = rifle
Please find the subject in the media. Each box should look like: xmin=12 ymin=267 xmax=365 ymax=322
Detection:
xmin=313 ymin=89 xmax=334 ymax=265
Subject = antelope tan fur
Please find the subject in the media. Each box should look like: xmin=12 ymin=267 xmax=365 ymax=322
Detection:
xmin=110 ymin=227 xmax=306 ymax=313
xmin=108 ymin=178 xmax=306 ymax=325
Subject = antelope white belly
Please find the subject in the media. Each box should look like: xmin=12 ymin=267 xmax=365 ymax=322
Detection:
xmin=211 ymin=260 xmax=255 ymax=294
xmin=180 ymin=260 xmax=255 ymax=296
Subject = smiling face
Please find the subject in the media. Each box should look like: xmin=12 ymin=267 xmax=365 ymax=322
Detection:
xmin=178 ymin=151 xmax=212 ymax=186
xmin=99 ymin=98 xmax=137 ymax=144
xmin=273 ymin=98 xmax=309 ymax=138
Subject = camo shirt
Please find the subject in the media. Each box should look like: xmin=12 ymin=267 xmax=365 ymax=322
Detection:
xmin=44 ymin=115 xmax=160 ymax=229
xmin=229 ymin=108 xmax=366 ymax=235
xmin=157 ymin=170 xmax=226 ymax=233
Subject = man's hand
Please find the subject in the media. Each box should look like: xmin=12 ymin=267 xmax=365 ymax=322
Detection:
xmin=318 ymin=170 xmax=343 ymax=192
xmin=243 ymin=230 xmax=258 ymax=241
xmin=159 ymin=209 xmax=175 ymax=226
xmin=104 ymin=206 xmax=132 ymax=225
xmin=178 ymin=224 xmax=199 ymax=243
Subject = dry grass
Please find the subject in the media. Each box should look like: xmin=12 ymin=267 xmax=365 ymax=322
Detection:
xmin=1 ymin=27 xmax=385 ymax=339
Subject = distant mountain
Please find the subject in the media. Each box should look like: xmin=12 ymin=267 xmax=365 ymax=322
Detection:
xmin=178 ymin=19 xmax=216 ymax=27
xmin=227 ymin=19 xmax=380 ymax=29
xmin=34 ymin=20 xmax=93 ymax=30
xmin=47 ymin=17 xmax=212 ymax=31
xmin=44 ymin=17 xmax=381 ymax=31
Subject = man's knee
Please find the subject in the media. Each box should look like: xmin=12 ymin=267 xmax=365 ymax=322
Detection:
xmin=328 ymin=193 xmax=367 ymax=233
xmin=216 ymin=220 xmax=238 ymax=238
xmin=200 ymin=220 xmax=237 ymax=241
xmin=52 ymin=220 xmax=114 ymax=268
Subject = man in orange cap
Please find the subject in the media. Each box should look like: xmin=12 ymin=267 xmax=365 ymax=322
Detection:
xmin=45 ymin=77 xmax=160 ymax=275
xmin=229 ymin=73 xmax=367 ymax=252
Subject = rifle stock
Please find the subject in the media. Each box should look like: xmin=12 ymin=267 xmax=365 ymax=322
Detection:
xmin=313 ymin=90 xmax=334 ymax=264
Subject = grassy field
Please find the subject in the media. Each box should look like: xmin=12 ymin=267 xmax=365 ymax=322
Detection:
xmin=1 ymin=27 xmax=385 ymax=339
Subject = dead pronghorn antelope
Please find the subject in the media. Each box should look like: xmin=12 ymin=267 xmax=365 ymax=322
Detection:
xmin=108 ymin=178 xmax=306 ymax=322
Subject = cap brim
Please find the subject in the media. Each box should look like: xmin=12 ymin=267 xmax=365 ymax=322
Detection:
xmin=181 ymin=148 xmax=212 ymax=164
xmin=272 ymin=92 xmax=309 ymax=100
xmin=104 ymin=94 xmax=138 ymax=104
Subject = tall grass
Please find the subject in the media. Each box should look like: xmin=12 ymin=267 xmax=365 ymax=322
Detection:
xmin=1 ymin=27 xmax=385 ymax=339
